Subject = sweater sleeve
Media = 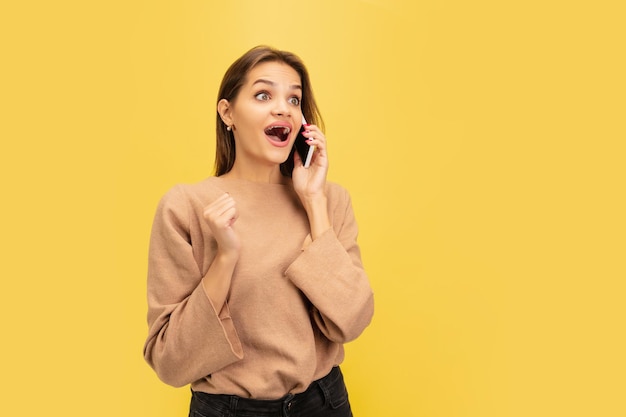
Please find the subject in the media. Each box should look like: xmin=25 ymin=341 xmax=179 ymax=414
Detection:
xmin=143 ymin=186 xmax=243 ymax=387
xmin=285 ymin=186 xmax=374 ymax=343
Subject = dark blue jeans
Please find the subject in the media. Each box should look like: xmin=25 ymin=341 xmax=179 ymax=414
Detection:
xmin=189 ymin=367 xmax=353 ymax=417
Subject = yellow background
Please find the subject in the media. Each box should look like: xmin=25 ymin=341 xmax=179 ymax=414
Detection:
xmin=1 ymin=0 xmax=624 ymax=416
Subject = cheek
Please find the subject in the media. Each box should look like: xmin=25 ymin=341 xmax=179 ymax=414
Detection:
xmin=234 ymin=105 xmax=264 ymax=129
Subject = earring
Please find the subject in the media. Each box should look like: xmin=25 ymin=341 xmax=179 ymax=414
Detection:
xmin=226 ymin=125 xmax=232 ymax=131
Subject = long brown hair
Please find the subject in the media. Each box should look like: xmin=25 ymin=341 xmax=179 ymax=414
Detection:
xmin=214 ymin=45 xmax=324 ymax=177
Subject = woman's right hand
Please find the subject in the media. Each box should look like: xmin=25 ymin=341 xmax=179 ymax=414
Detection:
xmin=203 ymin=193 xmax=241 ymax=258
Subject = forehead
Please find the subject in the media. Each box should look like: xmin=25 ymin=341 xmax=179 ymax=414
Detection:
xmin=245 ymin=61 xmax=301 ymax=87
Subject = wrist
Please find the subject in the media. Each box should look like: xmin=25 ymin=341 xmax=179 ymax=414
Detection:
xmin=215 ymin=247 xmax=240 ymax=265
xmin=303 ymin=195 xmax=331 ymax=240
xmin=301 ymin=192 xmax=327 ymax=209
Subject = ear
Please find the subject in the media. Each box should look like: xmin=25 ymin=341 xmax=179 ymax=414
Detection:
xmin=217 ymin=99 xmax=234 ymax=127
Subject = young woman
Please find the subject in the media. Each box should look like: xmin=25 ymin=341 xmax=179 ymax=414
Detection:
xmin=144 ymin=45 xmax=374 ymax=417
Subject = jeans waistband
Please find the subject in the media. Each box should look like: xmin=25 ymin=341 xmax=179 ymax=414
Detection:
xmin=192 ymin=366 xmax=340 ymax=413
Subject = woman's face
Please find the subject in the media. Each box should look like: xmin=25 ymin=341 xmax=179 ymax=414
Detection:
xmin=223 ymin=61 xmax=304 ymax=171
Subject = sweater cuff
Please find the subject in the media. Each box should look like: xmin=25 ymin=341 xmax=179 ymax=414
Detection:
xmin=286 ymin=228 xmax=352 ymax=284
xmin=198 ymin=281 xmax=244 ymax=361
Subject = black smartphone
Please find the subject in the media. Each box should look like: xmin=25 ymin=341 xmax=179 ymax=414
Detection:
xmin=294 ymin=115 xmax=315 ymax=168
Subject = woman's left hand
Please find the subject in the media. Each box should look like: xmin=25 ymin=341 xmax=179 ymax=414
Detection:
xmin=292 ymin=123 xmax=328 ymax=201
xmin=292 ymin=124 xmax=331 ymax=239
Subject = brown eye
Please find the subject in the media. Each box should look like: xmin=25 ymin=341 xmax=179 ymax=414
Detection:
xmin=255 ymin=92 xmax=270 ymax=101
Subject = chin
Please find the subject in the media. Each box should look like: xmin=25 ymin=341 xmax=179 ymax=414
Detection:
xmin=269 ymin=150 xmax=292 ymax=165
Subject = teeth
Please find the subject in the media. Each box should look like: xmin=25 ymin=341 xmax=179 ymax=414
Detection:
xmin=265 ymin=126 xmax=291 ymax=135
xmin=264 ymin=125 xmax=290 ymax=142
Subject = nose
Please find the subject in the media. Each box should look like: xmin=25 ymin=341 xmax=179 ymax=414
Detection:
xmin=271 ymin=98 xmax=291 ymax=118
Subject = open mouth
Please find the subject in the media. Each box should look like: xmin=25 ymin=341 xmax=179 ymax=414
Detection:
xmin=264 ymin=126 xmax=291 ymax=142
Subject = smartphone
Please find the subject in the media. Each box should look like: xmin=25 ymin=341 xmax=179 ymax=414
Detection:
xmin=294 ymin=115 xmax=315 ymax=168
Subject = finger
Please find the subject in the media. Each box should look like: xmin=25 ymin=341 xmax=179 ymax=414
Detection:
xmin=204 ymin=193 xmax=230 ymax=211
xmin=212 ymin=192 xmax=231 ymax=204
xmin=214 ymin=203 xmax=237 ymax=225
xmin=222 ymin=206 xmax=239 ymax=227
xmin=204 ymin=200 xmax=228 ymax=220
xmin=208 ymin=206 xmax=238 ymax=230
xmin=303 ymin=124 xmax=320 ymax=133
xmin=304 ymin=126 xmax=325 ymax=139
xmin=302 ymin=129 xmax=326 ymax=148
xmin=204 ymin=195 xmax=236 ymax=220
xmin=306 ymin=137 xmax=326 ymax=158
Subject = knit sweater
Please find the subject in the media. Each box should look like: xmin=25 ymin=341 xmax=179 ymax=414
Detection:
xmin=143 ymin=176 xmax=374 ymax=399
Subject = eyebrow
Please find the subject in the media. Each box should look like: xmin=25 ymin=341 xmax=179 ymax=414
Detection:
xmin=252 ymin=78 xmax=302 ymax=91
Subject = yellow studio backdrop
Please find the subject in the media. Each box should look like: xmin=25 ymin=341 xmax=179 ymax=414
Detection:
xmin=1 ymin=0 xmax=624 ymax=416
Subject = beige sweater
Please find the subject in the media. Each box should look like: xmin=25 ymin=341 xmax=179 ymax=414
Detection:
xmin=144 ymin=176 xmax=374 ymax=399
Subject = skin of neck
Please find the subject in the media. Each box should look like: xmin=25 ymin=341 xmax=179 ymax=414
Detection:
xmin=221 ymin=159 xmax=288 ymax=184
